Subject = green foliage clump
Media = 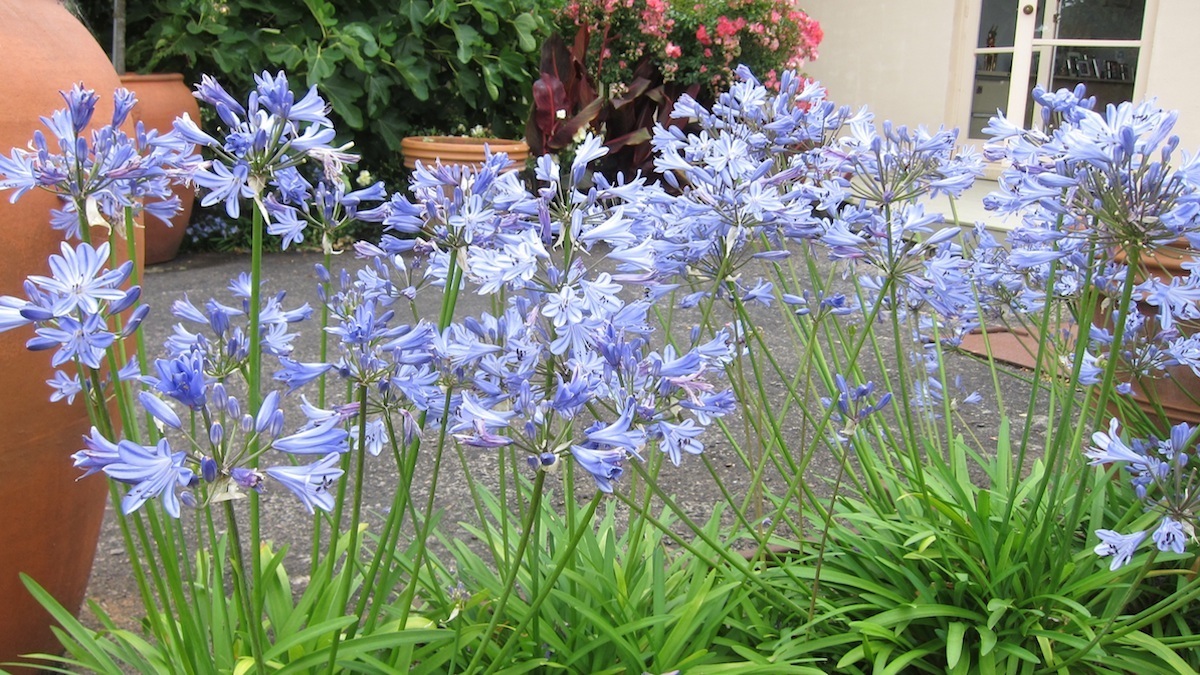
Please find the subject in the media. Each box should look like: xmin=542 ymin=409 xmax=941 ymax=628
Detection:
xmin=120 ymin=0 xmax=550 ymax=170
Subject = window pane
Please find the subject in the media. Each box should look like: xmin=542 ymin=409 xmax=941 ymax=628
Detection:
xmin=978 ymin=0 xmax=1018 ymax=49
xmin=1051 ymin=46 xmax=1138 ymax=106
xmin=970 ymin=71 xmax=1016 ymax=137
xmin=1055 ymin=0 xmax=1145 ymax=40
xmin=977 ymin=0 xmax=1020 ymax=73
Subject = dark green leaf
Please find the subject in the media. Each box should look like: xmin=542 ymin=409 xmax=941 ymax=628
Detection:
xmin=264 ymin=42 xmax=305 ymax=70
xmin=513 ymin=13 xmax=538 ymax=52
xmin=453 ymin=24 xmax=480 ymax=64
xmin=323 ymin=78 xmax=366 ymax=129
xmin=366 ymin=74 xmax=394 ymax=116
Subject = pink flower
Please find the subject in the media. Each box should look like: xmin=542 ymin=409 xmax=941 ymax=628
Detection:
xmin=696 ymin=24 xmax=711 ymax=45
xmin=665 ymin=42 xmax=682 ymax=58
xmin=716 ymin=15 xmax=738 ymax=38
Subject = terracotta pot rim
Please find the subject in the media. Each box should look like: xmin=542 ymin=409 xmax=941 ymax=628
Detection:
xmin=401 ymin=135 xmax=529 ymax=149
xmin=119 ymin=72 xmax=187 ymax=83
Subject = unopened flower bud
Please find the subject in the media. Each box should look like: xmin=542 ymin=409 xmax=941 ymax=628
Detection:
xmin=201 ymin=456 xmax=218 ymax=483
xmin=121 ymin=304 xmax=151 ymax=337
xmin=209 ymin=422 xmax=224 ymax=447
xmin=268 ymin=409 xmax=285 ymax=439
xmin=109 ymin=286 xmax=142 ymax=315
xmin=211 ymin=384 xmax=227 ymax=412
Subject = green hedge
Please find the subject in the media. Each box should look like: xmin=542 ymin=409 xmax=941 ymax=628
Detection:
xmin=71 ymin=0 xmax=554 ymax=180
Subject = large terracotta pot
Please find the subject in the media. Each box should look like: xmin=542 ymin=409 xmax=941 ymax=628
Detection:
xmin=401 ymin=135 xmax=530 ymax=172
xmin=0 ymin=0 xmax=136 ymax=668
xmin=120 ymin=73 xmax=200 ymax=265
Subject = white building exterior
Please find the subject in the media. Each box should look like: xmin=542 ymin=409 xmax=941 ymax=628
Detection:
xmin=802 ymin=0 xmax=1199 ymax=228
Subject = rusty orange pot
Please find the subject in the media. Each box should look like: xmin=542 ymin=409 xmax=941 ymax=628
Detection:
xmin=120 ymin=73 xmax=200 ymax=265
xmin=0 ymin=0 xmax=139 ymax=669
xmin=401 ymin=135 xmax=530 ymax=172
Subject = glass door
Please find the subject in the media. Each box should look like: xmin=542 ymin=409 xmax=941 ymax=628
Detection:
xmin=968 ymin=0 xmax=1147 ymax=139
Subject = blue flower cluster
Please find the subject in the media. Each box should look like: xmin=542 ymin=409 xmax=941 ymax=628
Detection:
xmin=0 ymin=85 xmax=198 ymax=239
xmin=351 ymin=132 xmax=743 ymax=491
xmin=979 ymin=85 xmax=1200 ymax=392
xmin=22 ymin=67 xmax=1200 ymax=547
xmin=0 ymin=67 xmax=998 ymax=511
xmin=1088 ymin=419 xmax=1198 ymax=569
xmin=0 ymin=240 xmax=144 ymax=387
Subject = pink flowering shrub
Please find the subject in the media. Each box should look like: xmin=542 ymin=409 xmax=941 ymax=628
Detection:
xmin=554 ymin=0 xmax=821 ymax=90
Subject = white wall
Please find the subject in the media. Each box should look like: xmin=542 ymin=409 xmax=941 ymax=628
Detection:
xmin=802 ymin=0 xmax=962 ymax=130
xmin=803 ymin=0 xmax=1200 ymax=147
xmin=1141 ymin=0 xmax=1200 ymax=151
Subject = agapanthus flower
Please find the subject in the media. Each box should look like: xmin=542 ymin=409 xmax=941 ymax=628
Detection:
xmin=0 ymin=85 xmax=198 ymax=237
xmin=104 ymin=438 xmax=195 ymax=518
xmin=1094 ymin=529 xmax=1148 ymax=570
xmin=265 ymin=452 xmax=344 ymax=513
xmin=71 ymin=427 xmax=123 ymax=478
xmin=160 ymin=71 xmax=344 ymax=220
xmin=570 ymin=443 xmax=626 ymax=493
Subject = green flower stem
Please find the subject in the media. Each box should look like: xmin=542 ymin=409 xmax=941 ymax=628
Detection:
xmin=360 ymin=414 xmax=423 ymax=632
xmin=121 ymin=206 xmax=159 ymax=444
xmin=223 ymin=500 xmax=266 ymax=672
xmin=1109 ymin=569 xmax=1200 ymax=638
xmin=1005 ymin=284 xmax=1062 ymax=519
xmin=462 ymin=469 xmax=548 ymax=675
xmin=624 ymin=459 xmax=806 ymax=616
xmin=395 ymin=243 xmax=467 ymax=595
xmin=392 ymin=388 xmax=455 ymax=635
xmin=82 ymin=362 xmax=180 ymax=656
xmin=481 ymin=490 xmax=603 ymax=675
xmin=325 ymin=382 xmax=371 ymax=672
xmin=724 ymin=286 xmax=768 ymax=530
xmin=1090 ymin=244 xmax=1142 ymax=430
xmin=808 ymin=453 xmax=852 ymax=625
xmin=247 ymin=195 xmax=267 ymax=624
xmin=105 ymin=485 xmax=172 ymax=656
xmin=131 ymin=506 xmax=189 ymax=664
xmin=310 ymin=249 xmax=335 ymax=579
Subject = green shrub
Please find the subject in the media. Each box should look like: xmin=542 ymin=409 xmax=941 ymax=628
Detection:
xmin=74 ymin=0 xmax=551 ymax=178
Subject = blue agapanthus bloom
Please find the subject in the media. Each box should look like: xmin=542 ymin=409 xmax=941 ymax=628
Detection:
xmin=161 ymin=71 xmax=344 ymax=220
xmin=1089 ymin=418 xmax=1200 ymax=568
xmin=0 ymin=84 xmax=198 ymax=239
xmin=103 ymin=438 xmax=195 ymax=518
xmin=0 ymin=241 xmax=142 ymax=370
xmin=265 ymin=452 xmax=345 ymax=514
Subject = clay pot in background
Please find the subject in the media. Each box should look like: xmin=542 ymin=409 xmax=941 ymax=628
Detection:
xmin=0 ymin=0 xmax=138 ymax=669
xmin=401 ymin=135 xmax=530 ymax=172
xmin=120 ymin=72 xmax=199 ymax=264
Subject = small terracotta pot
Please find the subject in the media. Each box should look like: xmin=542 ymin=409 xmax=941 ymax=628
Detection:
xmin=401 ymin=135 xmax=530 ymax=172
xmin=0 ymin=0 xmax=140 ymax=669
xmin=120 ymin=73 xmax=199 ymax=265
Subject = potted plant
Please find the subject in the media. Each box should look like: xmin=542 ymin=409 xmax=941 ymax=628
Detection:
xmin=1110 ymin=240 xmax=1200 ymax=427
xmin=401 ymin=128 xmax=530 ymax=173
